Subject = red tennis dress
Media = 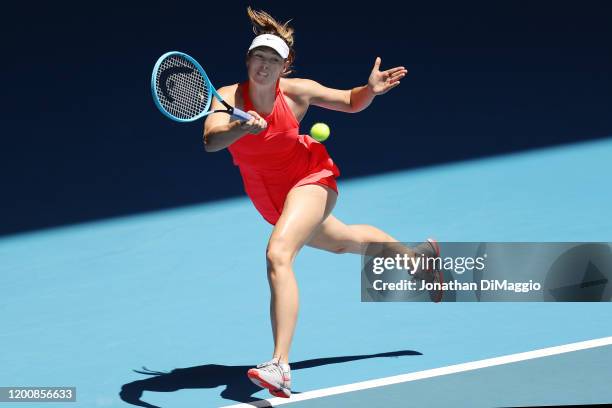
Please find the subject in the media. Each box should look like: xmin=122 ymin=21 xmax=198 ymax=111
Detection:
xmin=228 ymin=80 xmax=340 ymax=225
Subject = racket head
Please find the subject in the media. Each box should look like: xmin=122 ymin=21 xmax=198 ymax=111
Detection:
xmin=151 ymin=51 xmax=217 ymax=122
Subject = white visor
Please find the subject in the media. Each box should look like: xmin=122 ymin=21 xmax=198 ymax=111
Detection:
xmin=248 ymin=34 xmax=289 ymax=59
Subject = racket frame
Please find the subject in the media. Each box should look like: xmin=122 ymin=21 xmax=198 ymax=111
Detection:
xmin=151 ymin=51 xmax=252 ymax=123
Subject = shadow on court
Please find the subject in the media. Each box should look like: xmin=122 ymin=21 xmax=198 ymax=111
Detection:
xmin=119 ymin=350 xmax=421 ymax=407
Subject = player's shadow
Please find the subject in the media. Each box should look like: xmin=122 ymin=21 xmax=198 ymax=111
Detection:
xmin=119 ymin=349 xmax=421 ymax=407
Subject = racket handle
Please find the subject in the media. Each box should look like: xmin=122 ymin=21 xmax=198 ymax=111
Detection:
xmin=231 ymin=107 xmax=253 ymax=121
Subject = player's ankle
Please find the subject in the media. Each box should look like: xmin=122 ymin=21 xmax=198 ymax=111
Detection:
xmin=273 ymin=354 xmax=289 ymax=364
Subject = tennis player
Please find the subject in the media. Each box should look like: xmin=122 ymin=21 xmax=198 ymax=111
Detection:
xmin=203 ymin=7 xmax=441 ymax=398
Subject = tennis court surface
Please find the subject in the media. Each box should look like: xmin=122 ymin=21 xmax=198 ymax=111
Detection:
xmin=2 ymin=138 xmax=611 ymax=407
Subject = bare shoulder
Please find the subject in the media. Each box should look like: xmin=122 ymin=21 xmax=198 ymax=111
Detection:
xmin=216 ymin=83 xmax=241 ymax=102
xmin=280 ymin=77 xmax=319 ymax=96
xmin=281 ymin=77 xmax=352 ymax=112
xmin=204 ymin=83 xmax=243 ymax=133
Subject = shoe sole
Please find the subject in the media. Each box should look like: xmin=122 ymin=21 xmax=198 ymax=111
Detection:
xmin=269 ymin=388 xmax=291 ymax=398
xmin=247 ymin=369 xmax=291 ymax=398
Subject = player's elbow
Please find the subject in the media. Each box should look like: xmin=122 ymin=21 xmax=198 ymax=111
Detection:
xmin=203 ymin=132 xmax=219 ymax=153
xmin=203 ymin=142 xmax=220 ymax=153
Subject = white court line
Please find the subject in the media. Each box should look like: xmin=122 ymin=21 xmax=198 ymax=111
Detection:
xmin=221 ymin=336 xmax=612 ymax=407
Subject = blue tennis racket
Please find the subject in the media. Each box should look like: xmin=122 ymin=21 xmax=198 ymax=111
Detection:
xmin=151 ymin=51 xmax=252 ymax=123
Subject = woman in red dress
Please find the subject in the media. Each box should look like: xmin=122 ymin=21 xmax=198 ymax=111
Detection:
xmin=203 ymin=7 xmax=439 ymax=398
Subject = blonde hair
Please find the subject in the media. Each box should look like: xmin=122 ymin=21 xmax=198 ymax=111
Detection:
xmin=247 ymin=6 xmax=295 ymax=76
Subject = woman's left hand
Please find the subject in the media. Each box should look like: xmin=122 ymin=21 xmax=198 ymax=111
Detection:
xmin=368 ymin=57 xmax=408 ymax=95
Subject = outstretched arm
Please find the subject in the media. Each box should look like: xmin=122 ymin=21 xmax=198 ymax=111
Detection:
xmin=295 ymin=57 xmax=407 ymax=113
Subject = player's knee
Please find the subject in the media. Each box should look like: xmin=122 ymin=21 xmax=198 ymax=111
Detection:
xmin=266 ymin=239 xmax=294 ymax=272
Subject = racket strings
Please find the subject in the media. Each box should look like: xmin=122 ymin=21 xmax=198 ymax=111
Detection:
xmin=155 ymin=55 xmax=210 ymax=120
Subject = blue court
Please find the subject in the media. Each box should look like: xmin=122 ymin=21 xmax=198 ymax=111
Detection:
xmin=2 ymin=138 xmax=611 ymax=407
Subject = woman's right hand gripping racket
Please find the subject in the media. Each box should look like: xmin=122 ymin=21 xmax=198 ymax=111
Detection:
xmin=151 ymin=51 xmax=253 ymax=123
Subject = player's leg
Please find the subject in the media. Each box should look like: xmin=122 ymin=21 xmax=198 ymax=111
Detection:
xmin=267 ymin=184 xmax=336 ymax=362
xmin=248 ymin=183 xmax=336 ymax=397
xmin=306 ymin=214 xmax=419 ymax=256
xmin=306 ymin=215 xmax=442 ymax=301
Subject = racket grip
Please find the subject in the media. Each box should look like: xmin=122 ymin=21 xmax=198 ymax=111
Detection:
xmin=231 ymin=107 xmax=253 ymax=121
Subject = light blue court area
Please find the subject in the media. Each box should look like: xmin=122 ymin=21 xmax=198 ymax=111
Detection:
xmin=275 ymin=342 xmax=612 ymax=408
xmin=1 ymin=137 xmax=612 ymax=407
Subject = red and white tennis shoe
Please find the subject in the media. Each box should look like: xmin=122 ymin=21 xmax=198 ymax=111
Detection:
xmin=247 ymin=357 xmax=292 ymax=398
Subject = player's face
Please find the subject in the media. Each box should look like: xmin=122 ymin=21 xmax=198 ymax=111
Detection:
xmin=247 ymin=48 xmax=287 ymax=85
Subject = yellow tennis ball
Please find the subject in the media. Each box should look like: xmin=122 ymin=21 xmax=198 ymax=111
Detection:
xmin=310 ymin=123 xmax=330 ymax=142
